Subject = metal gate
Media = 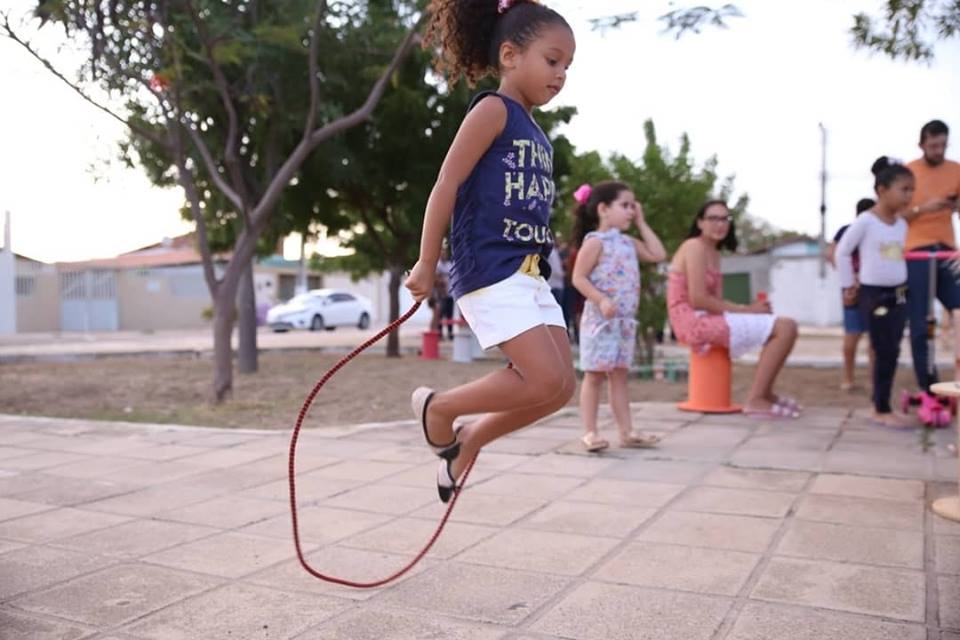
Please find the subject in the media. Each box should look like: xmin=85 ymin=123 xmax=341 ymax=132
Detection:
xmin=59 ymin=269 xmax=119 ymax=331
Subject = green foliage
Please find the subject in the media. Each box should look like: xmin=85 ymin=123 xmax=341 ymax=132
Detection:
xmin=852 ymin=0 xmax=960 ymax=61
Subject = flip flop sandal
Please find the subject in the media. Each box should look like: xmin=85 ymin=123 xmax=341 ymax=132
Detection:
xmin=581 ymin=433 xmax=610 ymax=452
xmin=775 ymin=395 xmax=804 ymax=412
xmin=745 ymin=402 xmax=798 ymax=420
xmin=412 ymin=387 xmax=460 ymax=460
xmin=619 ymin=432 xmax=661 ymax=448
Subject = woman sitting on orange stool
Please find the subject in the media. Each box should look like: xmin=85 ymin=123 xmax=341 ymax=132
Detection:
xmin=667 ymin=200 xmax=800 ymax=419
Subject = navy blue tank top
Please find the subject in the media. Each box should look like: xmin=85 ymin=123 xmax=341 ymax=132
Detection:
xmin=448 ymin=92 xmax=555 ymax=299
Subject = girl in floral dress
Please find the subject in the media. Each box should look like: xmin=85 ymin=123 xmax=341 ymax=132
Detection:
xmin=571 ymin=181 xmax=667 ymax=451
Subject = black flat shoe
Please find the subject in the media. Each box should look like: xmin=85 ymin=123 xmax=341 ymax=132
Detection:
xmin=412 ymin=386 xmax=460 ymax=460
xmin=437 ymin=457 xmax=460 ymax=504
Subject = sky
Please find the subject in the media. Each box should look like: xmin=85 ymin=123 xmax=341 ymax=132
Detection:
xmin=2 ymin=0 xmax=959 ymax=263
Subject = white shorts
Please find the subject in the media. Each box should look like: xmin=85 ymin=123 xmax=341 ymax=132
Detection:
xmin=457 ymin=271 xmax=566 ymax=350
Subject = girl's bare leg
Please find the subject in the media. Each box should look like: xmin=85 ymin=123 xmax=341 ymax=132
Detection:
xmin=746 ymin=317 xmax=798 ymax=411
xmin=449 ymin=325 xmax=575 ymax=478
xmin=607 ymin=368 xmax=632 ymax=439
xmin=580 ymin=371 xmax=605 ymax=440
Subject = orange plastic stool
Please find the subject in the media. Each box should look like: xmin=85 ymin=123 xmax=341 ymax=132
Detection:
xmin=678 ymin=346 xmax=742 ymax=413
xmin=420 ymin=331 xmax=440 ymax=360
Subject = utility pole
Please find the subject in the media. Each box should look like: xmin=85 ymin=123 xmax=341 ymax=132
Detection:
xmin=818 ymin=123 xmax=828 ymax=279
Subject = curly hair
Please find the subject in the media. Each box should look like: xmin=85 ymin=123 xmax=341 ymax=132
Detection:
xmin=423 ymin=0 xmax=570 ymax=86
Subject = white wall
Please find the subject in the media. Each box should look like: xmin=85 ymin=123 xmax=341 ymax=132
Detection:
xmin=769 ymin=257 xmax=842 ymax=326
xmin=0 ymin=212 xmax=16 ymax=334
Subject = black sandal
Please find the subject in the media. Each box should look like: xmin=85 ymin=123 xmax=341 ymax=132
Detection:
xmin=412 ymin=386 xmax=460 ymax=460
xmin=437 ymin=456 xmax=460 ymax=503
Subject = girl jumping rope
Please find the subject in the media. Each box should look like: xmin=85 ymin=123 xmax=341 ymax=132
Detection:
xmin=835 ymin=157 xmax=916 ymax=428
xmin=404 ymin=0 xmax=576 ymax=502
xmin=570 ymin=181 xmax=667 ymax=452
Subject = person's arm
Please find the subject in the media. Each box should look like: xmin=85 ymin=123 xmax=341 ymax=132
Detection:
xmin=684 ymin=241 xmax=766 ymax=314
xmin=630 ymin=203 xmax=667 ymax=263
xmin=903 ymin=197 xmax=955 ymax=222
xmin=835 ymin=214 xmax=868 ymax=289
xmin=572 ymin=237 xmax=616 ymax=318
xmin=404 ymin=98 xmax=507 ymax=301
xmin=826 ymin=242 xmax=838 ymax=268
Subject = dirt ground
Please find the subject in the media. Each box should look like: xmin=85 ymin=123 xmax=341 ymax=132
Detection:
xmin=0 ymin=350 xmax=939 ymax=430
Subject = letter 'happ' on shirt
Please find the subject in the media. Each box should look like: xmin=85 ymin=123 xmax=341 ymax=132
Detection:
xmin=448 ymin=92 xmax=557 ymax=299
xmin=835 ymin=211 xmax=907 ymax=288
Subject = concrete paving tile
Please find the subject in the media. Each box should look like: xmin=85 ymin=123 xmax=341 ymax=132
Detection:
xmin=167 ymin=447 xmax=275 ymax=469
xmin=301 ymin=607 xmax=507 ymax=640
xmin=940 ymin=576 xmax=960 ymax=629
xmin=531 ymin=581 xmax=731 ymax=640
xmin=169 ymin=431 xmax=269 ymax=448
xmin=320 ymin=483 xmax=437 ymax=515
xmin=0 ymin=446 xmax=37 ymax=460
xmin=0 ymin=607 xmax=93 ymax=640
xmin=726 ymin=601 xmax=926 ymax=640
xmin=794 ymin=493 xmax=924 ymax=530
xmin=11 ymin=563 xmax=222 ymax=627
xmin=239 ymin=505 xmax=391 ymax=546
xmin=935 ymin=513 xmax=960 ymax=537
xmin=823 ymin=450 xmax=933 ymax=479
xmin=936 ymin=457 xmax=960 ymax=481
xmin=700 ymin=467 xmax=811 ymax=492
xmin=40 ymin=456 xmax=145 ymax=479
xmin=457 ymin=528 xmax=620 ymax=576
xmin=2 ymin=473 xmax=138 ymax=506
xmin=297 ymin=438 xmax=403 ymax=459
xmin=468 ymin=452 xmax=531 ymax=472
xmin=356 ymin=444 xmax=438 ymax=464
xmin=243 ymin=452 xmax=339 ymax=477
xmin=306 ymin=459 xmax=415 ymax=482
xmin=471 ymin=473 xmax=585 ymax=501
xmin=599 ymin=459 xmax=714 ymax=483
xmin=56 ymin=519 xmax=218 ymax=559
xmin=245 ymin=545 xmax=434 ymax=602
xmin=379 ymin=562 xmax=571 ymax=625
xmin=563 ymin=478 xmax=684 ymax=508
xmin=0 ymin=507 xmax=132 ymax=543
xmin=670 ymin=486 xmax=796 ymax=518
xmin=741 ymin=433 xmax=835 ymax=453
xmin=593 ymin=541 xmax=760 ymax=596
xmin=942 ymin=632 xmax=960 ymax=640
xmin=483 ymin=437 xmax=562 ymax=456
xmin=238 ymin=474 xmax=361 ymax=503
xmin=341 ymin=517 xmax=497 ymax=560
xmin=751 ymin=557 xmax=926 ymax=622
xmin=637 ymin=511 xmax=780 ymax=552
xmin=518 ymin=500 xmax=655 ymax=537
xmin=125 ymin=582 xmax=348 ymax=640
xmin=82 ymin=484 xmax=223 ymax=517
xmin=663 ymin=425 xmax=751 ymax=448
xmin=0 ymin=496 xmax=55 ymax=521
xmin=809 ymin=473 xmax=925 ymax=502
xmin=112 ymin=443 xmax=210 ymax=461
xmin=728 ymin=449 xmax=825 ymax=472
xmin=0 ymin=546 xmax=115 ymax=599
xmin=97 ymin=460 xmax=207 ymax=485
xmin=158 ymin=494 xmax=288 ymax=529
xmin=0 ymin=538 xmax=24 ymax=554
xmin=937 ymin=535 xmax=960 ymax=574
xmin=510 ymin=452 xmax=619 ymax=478
xmin=776 ymin=520 xmax=924 ymax=569
xmin=0 ymin=450 xmax=91 ymax=471
xmin=409 ymin=491 xmax=548 ymax=527
xmin=143 ymin=531 xmax=311 ymax=579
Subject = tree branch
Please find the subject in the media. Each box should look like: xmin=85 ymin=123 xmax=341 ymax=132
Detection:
xmin=184 ymin=125 xmax=245 ymax=211
xmin=1 ymin=15 xmax=168 ymax=149
xmin=251 ymin=20 xmax=422 ymax=230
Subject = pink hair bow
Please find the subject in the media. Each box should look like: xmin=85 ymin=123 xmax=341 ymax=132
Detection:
xmin=573 ymin=183 xmax=592 ymax=205
xmin=498 ymin=0 xmax=537 ymax=14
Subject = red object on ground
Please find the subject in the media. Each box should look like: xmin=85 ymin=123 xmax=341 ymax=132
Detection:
xmin=678 ymin=346 xmax=742 ymax=414
xmin=421 ymin=330 xmax=441 ymax=360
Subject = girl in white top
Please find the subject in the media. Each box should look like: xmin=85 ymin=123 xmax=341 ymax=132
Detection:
xmin=835 ymin=156 xmax=916 ymax=427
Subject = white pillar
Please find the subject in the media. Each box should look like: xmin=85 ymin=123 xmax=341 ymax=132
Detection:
xmin=0 ymin=211 xmax=16 ymax=334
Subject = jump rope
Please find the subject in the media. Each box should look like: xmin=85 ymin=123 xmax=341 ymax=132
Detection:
xmin=287 ymin=299 xmax=478 ymax=588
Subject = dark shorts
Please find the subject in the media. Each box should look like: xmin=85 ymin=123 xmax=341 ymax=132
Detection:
xmin=842 ymin=304 xmax=866 ymax=334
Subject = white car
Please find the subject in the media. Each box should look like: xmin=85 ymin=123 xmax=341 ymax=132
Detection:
xmin=266 ymin=289 xmax=372 ymax=332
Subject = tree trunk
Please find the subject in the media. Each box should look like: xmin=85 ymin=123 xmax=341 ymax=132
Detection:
xmin=212 ymin=294 xmax=235 ymax=402
xmin=386 ymin=266 xmax=402 ymax=358
xmin=236 ymin=260 xmax=258 ymax=374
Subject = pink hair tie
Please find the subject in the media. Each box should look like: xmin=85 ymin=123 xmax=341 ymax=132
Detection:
xmin=498 ymin=0 xmax=536 ymax=14
xmin=573 ymin=184 xmax=592 ymax=205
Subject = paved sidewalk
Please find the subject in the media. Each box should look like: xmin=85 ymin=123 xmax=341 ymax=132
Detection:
xmin=0 ymin=405 xmax=958 ymax=639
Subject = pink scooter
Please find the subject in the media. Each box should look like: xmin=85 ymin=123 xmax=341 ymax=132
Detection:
xmin=900 ymin=249 xmax=958 ymax=428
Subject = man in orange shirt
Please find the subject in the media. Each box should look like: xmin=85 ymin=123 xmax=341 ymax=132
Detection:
xmin=904 ymin=120 xmax=960 ymax=392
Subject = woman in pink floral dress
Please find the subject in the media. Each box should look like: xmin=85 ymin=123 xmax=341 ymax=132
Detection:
xmin=668 ymin=200 xmax=800 ymax=418
xmin=571 ymin=181 xmax=667 ymax=451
